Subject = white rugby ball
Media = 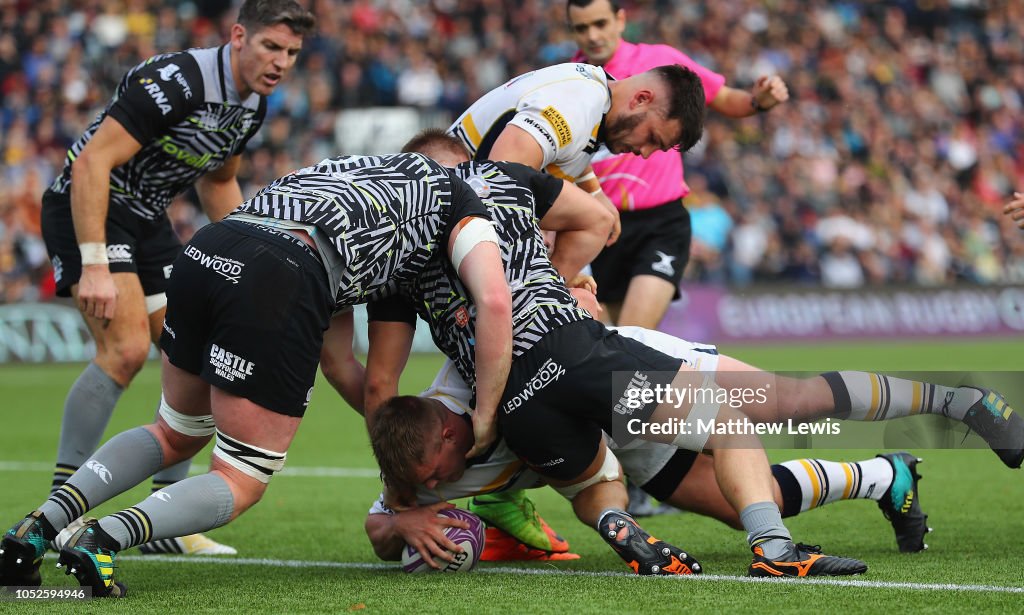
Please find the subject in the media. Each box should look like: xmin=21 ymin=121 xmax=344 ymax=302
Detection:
xmin=400 ymin=508 xmax=485 ymax=573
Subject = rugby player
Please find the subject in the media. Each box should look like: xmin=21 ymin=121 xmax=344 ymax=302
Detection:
xmin=366 ymin=131 xmax=868 ymax=577
xmin=35 ymin=0 xmax=314 ymax=556
xmin=0 ymin=152 xmax=515 ymax=597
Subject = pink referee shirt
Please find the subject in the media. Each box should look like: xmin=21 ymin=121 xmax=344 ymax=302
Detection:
xmin=574 ymin=41 xmax=724 ymax=210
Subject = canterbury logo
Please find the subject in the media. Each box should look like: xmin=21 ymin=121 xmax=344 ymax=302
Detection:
xmin=85 ymin=460 xmax=112 ymax=484
xmin=150 ymin=491 xmax=171 ymax=502
xmin=106 ymin=244 xmax=132 ymax=262
xmin=939 ymin=392 xmax=955 ymax=418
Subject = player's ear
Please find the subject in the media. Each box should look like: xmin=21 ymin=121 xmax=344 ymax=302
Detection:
xmin=230 ymin=23 xmax=247 ymax=50
xmin=632 ymin=88 xmax=654 ymax=110
xmin=441 ymin=424 xmax=457 ymax=443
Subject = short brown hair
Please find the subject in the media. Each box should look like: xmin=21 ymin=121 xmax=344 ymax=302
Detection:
xmin=401 ymin=128 xmax=471 ymax=161
xmin=650 ymin=64 xmax=706 ymax=152
xmin=369 ymin=396 xmax=444 ymax=491
xmin=237 ymin=0 xmax=316 ymax=37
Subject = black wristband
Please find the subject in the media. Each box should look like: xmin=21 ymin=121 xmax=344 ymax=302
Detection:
xmin=751 ymin=96 xmax=770 ymax=113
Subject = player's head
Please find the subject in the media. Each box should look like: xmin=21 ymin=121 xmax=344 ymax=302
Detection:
xmin=566 ymin=0 xmax=625 ymax=65
xmin=402 ymin=128 xmax=472 ymax=168
xmin=369 ymin=396 xmax=469 ymax=491
xmin=605 ymin=64 xmax=705 ymax=158
xmin=231 ymin=0 xmax=316 ymax=97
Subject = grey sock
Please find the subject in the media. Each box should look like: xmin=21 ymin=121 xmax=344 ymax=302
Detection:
xmin=740 ymin=501 xmax=792 ymax=560
xmin=39 ymin=427 xmax=164 ymax=530
xmin=51 ymin=363 xmax=123 ymax=493
xmin=99 ymin=473 xmax=234 ymax=550
xmin=152 ymin=458 xmax=194 ymax=491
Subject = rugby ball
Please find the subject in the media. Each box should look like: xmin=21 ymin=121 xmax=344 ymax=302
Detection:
xmin=400 ymin=508 xmax=485 ymax=573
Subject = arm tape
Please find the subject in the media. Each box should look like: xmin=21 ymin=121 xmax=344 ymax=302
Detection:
xmin=451 ymin=217 xmax=500 ymax=272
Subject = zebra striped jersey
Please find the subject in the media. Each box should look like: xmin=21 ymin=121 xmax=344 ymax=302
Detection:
xmin=371 ymin=160 xmax=590 ymax=390
xmin=232 ymin=153 xmax=489 ymax=309
xmin=48 ymin=45 xmax=266 ymax=221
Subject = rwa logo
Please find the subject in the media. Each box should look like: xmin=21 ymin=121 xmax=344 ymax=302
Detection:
xmin=138 ymin=77 xmax=172 ymax=115
xmin=504 ymin=358 xmax=565 ymax=414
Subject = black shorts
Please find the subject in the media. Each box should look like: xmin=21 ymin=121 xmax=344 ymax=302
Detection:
xmin=498 ymin=319 xmax=684 ymax=481
xmin=160 ymin=219 xmax=333 ymax=417
xmin=40 ymin=190 xmax=182 ymax=298
xmin=639 ymin=449 xmax=698 ymax=502
xmin=590 ymin=200 xmax=691 ymax=303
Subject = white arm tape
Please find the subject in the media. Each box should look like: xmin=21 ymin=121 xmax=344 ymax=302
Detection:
xmin=553 ymin=448 xmax=622 ymax=500
xmin=576 ymin=172 xmax=597 ymax=184
xmin=79 ymin=243 xmax=108 ymax=266
xmin=451 ymin=217 xmax=500 ymax=272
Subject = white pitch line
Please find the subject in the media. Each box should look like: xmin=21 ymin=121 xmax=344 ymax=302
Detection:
xmin=0 ymin=461 xmax=380 ymax=479
xmin=115 ymin=554 xmax=1024 ymax=594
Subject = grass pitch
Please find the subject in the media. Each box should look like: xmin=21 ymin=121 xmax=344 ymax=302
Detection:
xmin=1 ymin=337 xmax=1023 ymax=613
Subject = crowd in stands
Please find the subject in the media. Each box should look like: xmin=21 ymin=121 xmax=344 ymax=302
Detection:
xmin=1 ymin=0 xmax=1023 ymax=303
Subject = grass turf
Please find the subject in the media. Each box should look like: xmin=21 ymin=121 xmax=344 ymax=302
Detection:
xmin=1 ymin=337 xmax=1023 ymax=612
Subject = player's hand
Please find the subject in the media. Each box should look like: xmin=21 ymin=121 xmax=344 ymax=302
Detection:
xmin=1004 ymin=192 xmax=1024 ymax=229
xmin=466 ymin=409 xmax=497 ymax=459
xmin=77 ymin=264 xmax=118 ymax=323
xmin=393 ymin=501 xmax=471 ymax=569
xmin=606 ymin=206 xmax=621 ymax=246
xmin=752 ymin=75 xmax=789 ymax=111
xmin=567 ymin=274 xmax=597 ymax=294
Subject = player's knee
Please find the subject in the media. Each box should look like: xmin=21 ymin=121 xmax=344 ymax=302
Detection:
xmin=98 ymin=338 xmax=152 ymax=381
xmin=156 ymin=395 xmax=214 ymax=458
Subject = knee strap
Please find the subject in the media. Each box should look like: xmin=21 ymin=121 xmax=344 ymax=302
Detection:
xmin=212 ymin=430 xmax=287 ymax=484
xmin=553 ymin=448 xmax=622 ymax=500
xmin=159 ymin=395 xmax=215 ymax=437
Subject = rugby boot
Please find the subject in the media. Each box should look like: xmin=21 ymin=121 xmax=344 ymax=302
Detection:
xmin=877 ymin=452 xmax=930 ymax=553
xmin=0 ymin=511 xmax=54 ymax=587
xmin=138 ymin=533 xmax=237 ymax=555
xmin=56 ymin=519 xmax=125 ymax=598
xmin=469 ymin=491 xmax=570 ymax=553
xmin=597 ymin=510 xmax=701 ymax=575
xmin=749 ymin=541 xmax=867 ymax=577
xmin=480 ymin=527 xmax=580 ymax=561
xmin=961 ymin=388 xmax=1024 ymax=469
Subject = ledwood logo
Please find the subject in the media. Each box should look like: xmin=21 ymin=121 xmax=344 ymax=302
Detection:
xmin=504 ymin=358 xmax=565 ymax=414
xmin=183 ymin=244 xmax=244 ymax=283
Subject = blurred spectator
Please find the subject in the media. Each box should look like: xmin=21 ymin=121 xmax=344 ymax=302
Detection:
xmin=2 ymin=0 xmax=1024 ymax=303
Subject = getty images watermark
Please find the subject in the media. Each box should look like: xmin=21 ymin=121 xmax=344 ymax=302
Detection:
xmin=609 ymin=370 xmax=1023 ymax=450
xmin=613 ymin=371 xmax=839 ymax=439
